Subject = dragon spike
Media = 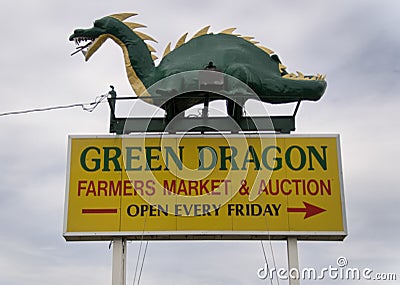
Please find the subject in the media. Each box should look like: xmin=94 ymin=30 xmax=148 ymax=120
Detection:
xmin=283 ymin=73 xmax=297 ymax=79
xmin=109 ymin=13 xmax=137 ymax=21
xmin=296 ymin=71 xmax=305 ymax=78
xmin=220 ymin=27 xmax=237 ymax=34
xmin=241 ymin=36 xmax=260 ymax=45
xmin=124 ymin=22 xmax=147 ymax=30
xmin=241 ymin=36 xmax=255 ymax=41
xmin=151 ymin=54 xmax=159 ymax=61
xmin=191 ymin=26 xmax=211 ymax=40
xmin=163 ymin=42 xmax=172 ymax=57
xmin=146 ymin=43 xmax=157 ymax=53
xmin=134 ymin=30 xmax=158 ymax=43
xmin=175 ymin=32 xmax=188 ymax=49
xmin=257 ymin=45 xmax=274 ymax=55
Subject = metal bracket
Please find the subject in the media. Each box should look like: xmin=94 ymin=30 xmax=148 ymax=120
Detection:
xmin=107 ymin=87 xmax=299 ymax=134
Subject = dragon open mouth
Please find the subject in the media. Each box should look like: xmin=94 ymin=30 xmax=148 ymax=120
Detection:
xmin=71 ymin=37 xmax=96 ymax=56
xmin=282 ymin=71 xmax=326 ymax=81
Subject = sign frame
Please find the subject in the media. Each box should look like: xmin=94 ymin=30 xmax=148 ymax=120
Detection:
xmin=63 ymin=134 xmax=347 ymax=241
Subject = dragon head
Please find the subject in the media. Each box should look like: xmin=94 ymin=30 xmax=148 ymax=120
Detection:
xmin=69 ymin=13 xmax=154 ymax=61
xmin=69 ymin=15 xmax=116 ymax=60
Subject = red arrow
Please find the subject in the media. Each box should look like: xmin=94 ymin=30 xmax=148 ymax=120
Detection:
xmin=82 ymin=208 xmax=118 ymax=214
xmin=287 ymin=202 xmax=326 ymax=219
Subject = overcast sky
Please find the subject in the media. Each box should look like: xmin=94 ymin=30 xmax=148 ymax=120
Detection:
xmin=0 ymin=1 xmax=399 ymax=285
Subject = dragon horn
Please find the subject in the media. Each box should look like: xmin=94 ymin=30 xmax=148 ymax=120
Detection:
xmin=109 ymin=13 xmax=137 ymax=21
xmin=125 ymin=22 xmax=147 ymax=30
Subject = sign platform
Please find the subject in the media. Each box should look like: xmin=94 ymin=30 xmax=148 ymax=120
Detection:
xmin=64 ymin=134 xmax=346 ymax=241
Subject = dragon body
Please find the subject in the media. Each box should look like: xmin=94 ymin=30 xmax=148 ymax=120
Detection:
xmin=70 ymin=13 xmax=327 ymax=117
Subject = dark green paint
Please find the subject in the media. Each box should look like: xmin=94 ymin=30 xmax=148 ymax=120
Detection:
xmin=70 ymin=14 xmax=327 ymax=125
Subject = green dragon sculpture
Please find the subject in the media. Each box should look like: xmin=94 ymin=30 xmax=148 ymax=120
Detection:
xmin=69 ymin=13 xmax=327 ymax=119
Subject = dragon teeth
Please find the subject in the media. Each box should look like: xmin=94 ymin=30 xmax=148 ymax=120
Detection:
xmin=283 ymin=72 xmax=326 ymax=81
xmin=74 ymin=37 xmax=95 ymax=46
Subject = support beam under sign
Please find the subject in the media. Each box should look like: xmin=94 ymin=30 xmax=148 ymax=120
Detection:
xmin=110 ymin=116 xmax=295 ymax=134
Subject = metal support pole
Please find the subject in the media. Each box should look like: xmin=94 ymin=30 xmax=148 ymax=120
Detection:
xmin=112 ymin=238 xmax=127 ymax=285
xmin=202 ymin=94 xmax=210 ymax=118
xmin=287 ymin=237 xmax=300 ymax=285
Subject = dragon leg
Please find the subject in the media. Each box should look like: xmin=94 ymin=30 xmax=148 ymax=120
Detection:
xmin=224 ymin=64 xmax=256 ymax=121
xmin=226 ymin=99 xmax=243 ymax=122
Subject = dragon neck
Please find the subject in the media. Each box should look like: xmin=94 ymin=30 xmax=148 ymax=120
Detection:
xmin=105 ymin=20 xmax=155 ymax=95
